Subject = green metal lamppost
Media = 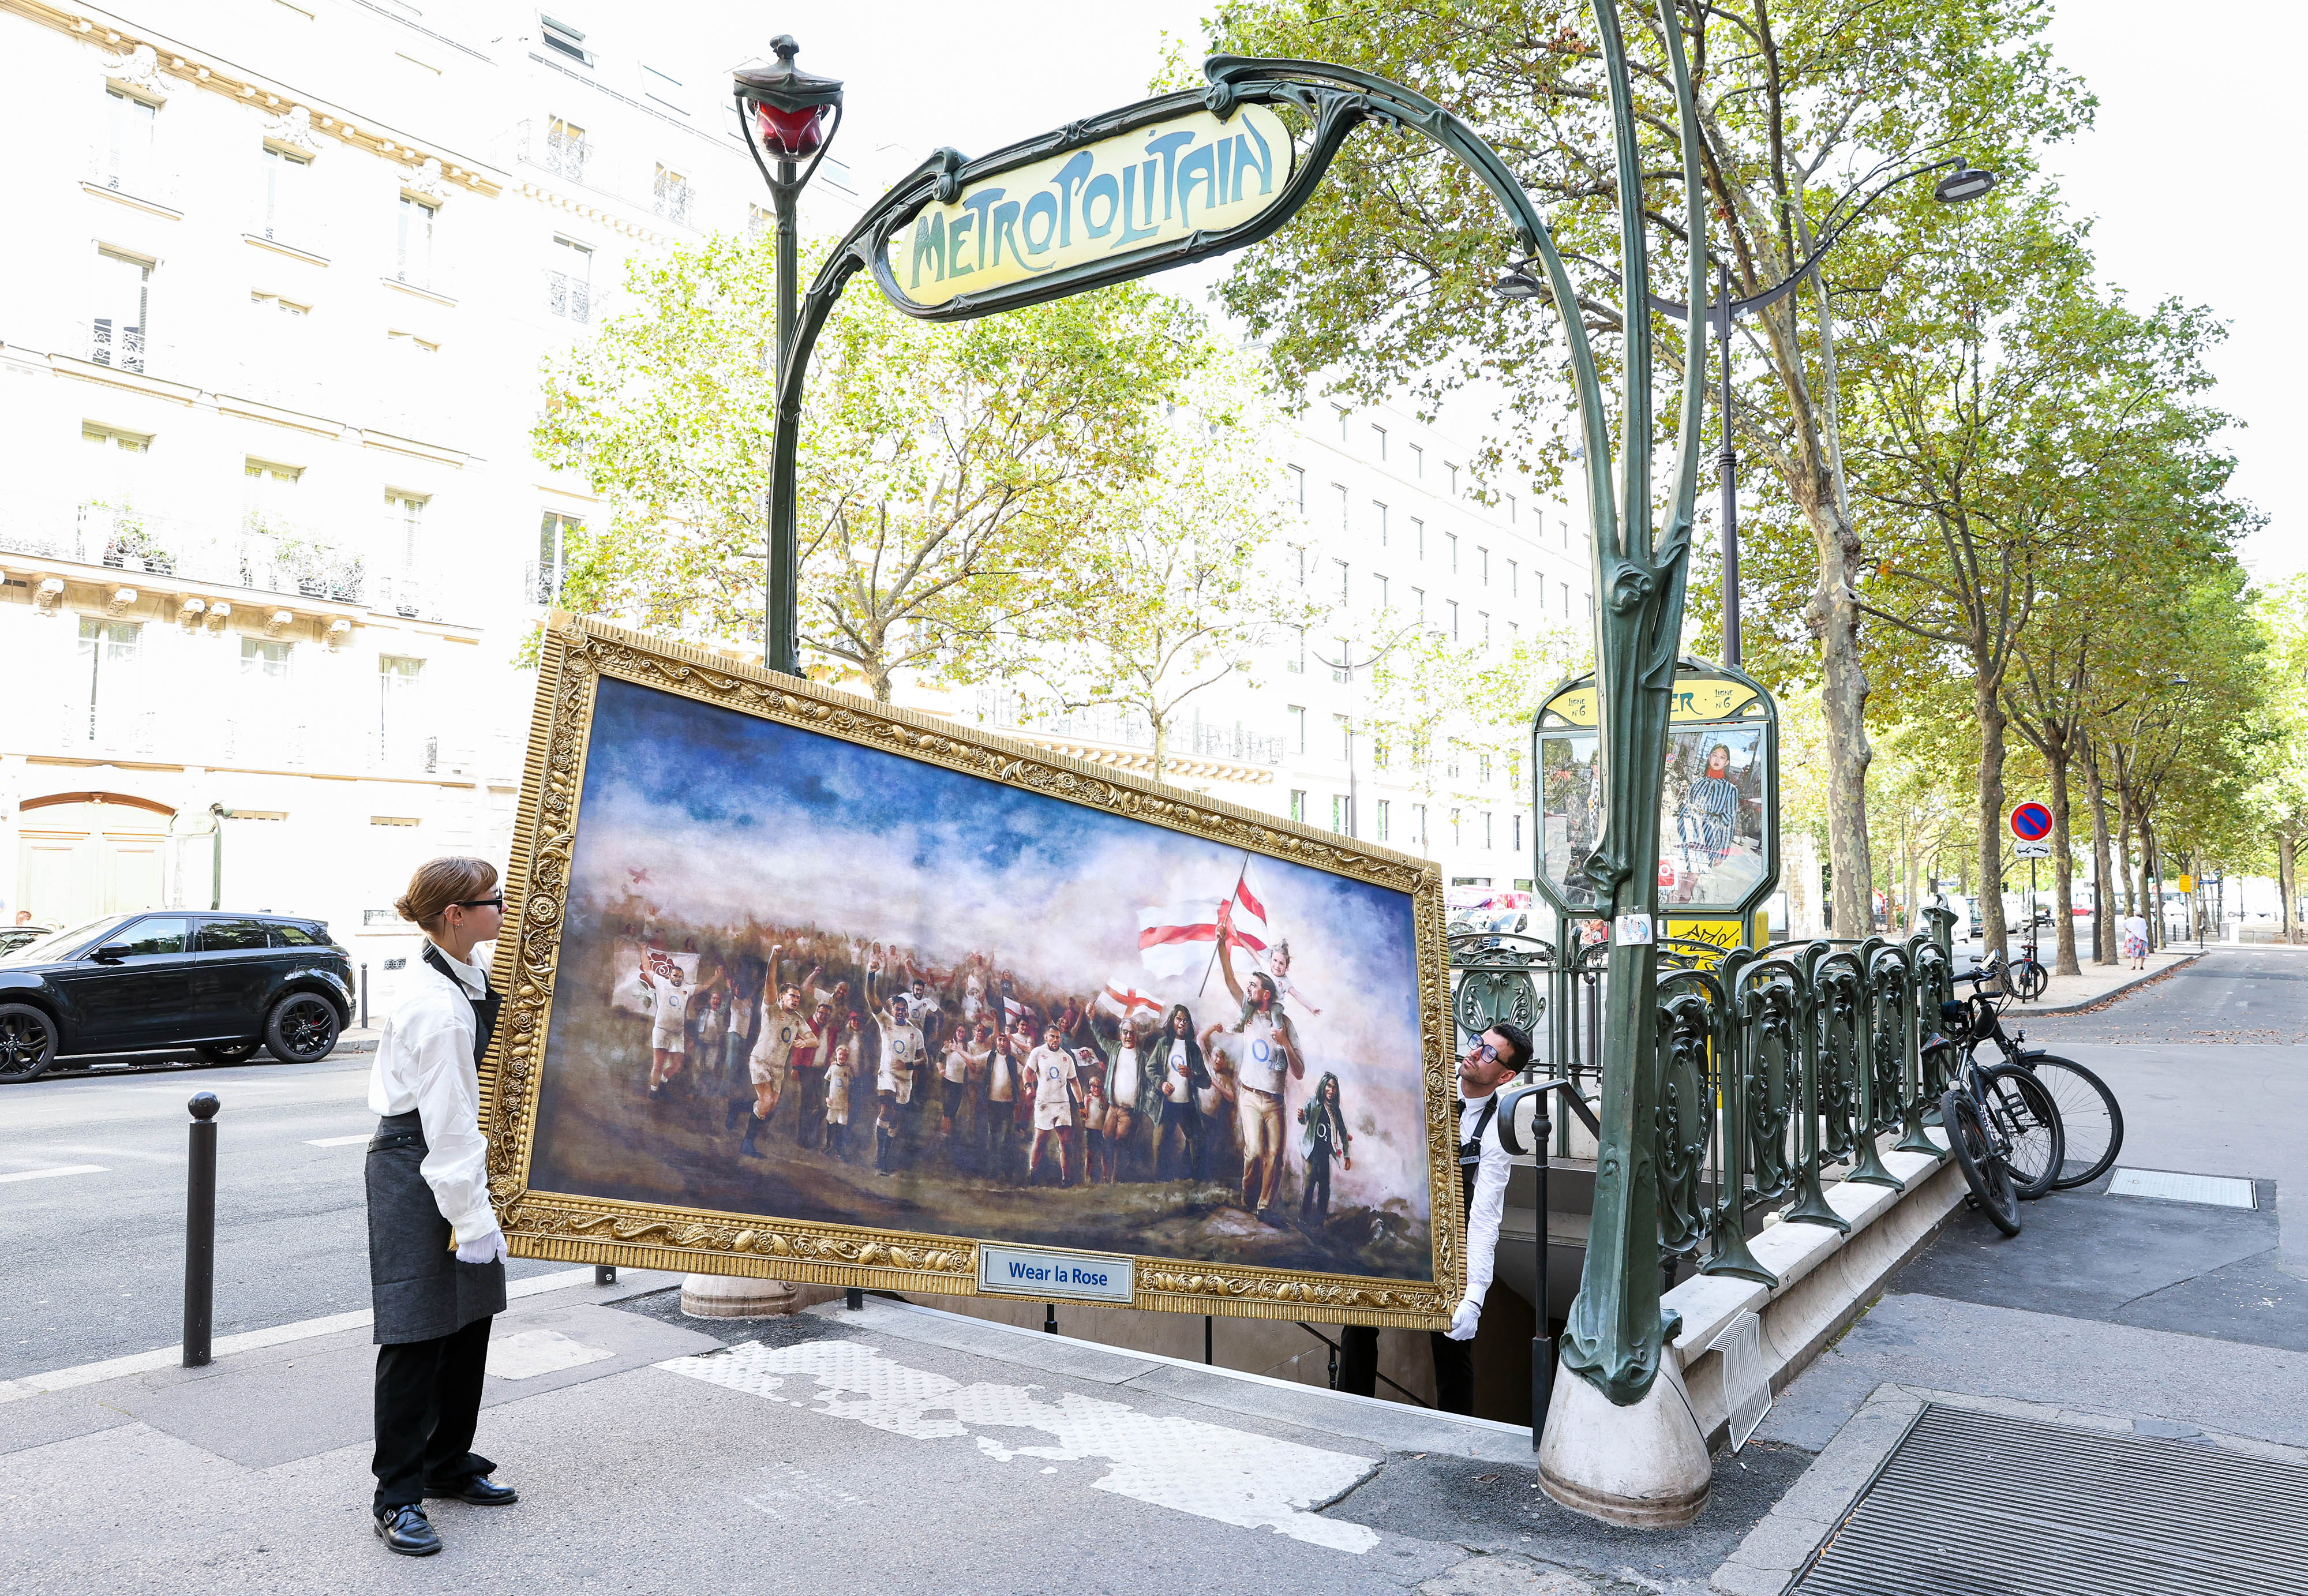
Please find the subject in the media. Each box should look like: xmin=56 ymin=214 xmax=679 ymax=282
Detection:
xmin=733 ymin=36 xmax=845 ymax=676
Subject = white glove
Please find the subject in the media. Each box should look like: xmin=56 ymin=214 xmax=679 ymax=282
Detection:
xmin=455 ymin=1227 xmax=508 ymax=1265
xmin=1446 ymin=1297 xmax=1481 ymax=1342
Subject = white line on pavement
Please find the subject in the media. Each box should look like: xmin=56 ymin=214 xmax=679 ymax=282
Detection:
xmin=304 ymin=1134 xmax=372 ymax=1147
xmin=0 ymin=1164 xmax=106 ymax=1183
xmin=0 ymin=1266 xmax=601 ymax=1404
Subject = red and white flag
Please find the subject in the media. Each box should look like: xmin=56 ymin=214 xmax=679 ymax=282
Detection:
xmin=1139 ymin=868 xmax=1273 ymax=979
xmin=1096 ymin=981 xmax=1162 ymax=1020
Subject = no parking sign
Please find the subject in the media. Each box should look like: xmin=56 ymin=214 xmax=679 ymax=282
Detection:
xmin=2009 ymin=802 xmax=2053 ymax=842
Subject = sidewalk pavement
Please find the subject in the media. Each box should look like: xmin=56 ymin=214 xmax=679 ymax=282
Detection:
xmin=0 ymin=1271 xmax=1801 ymax=1596
xmin=1953 ymin=943 xmax=2194 ymax=1014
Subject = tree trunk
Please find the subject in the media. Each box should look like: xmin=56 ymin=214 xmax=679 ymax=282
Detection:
xmin=1801 ymin=498 xmax=1876 ymax=943
xmin=2138 ymin=816 xmax=2159 ymax=951
xmin=2116 ymin=796 xmax=2135 ymax=920
xmin=2282 ymin=830 xmax=2300 ymax=946
xmin=1904 ymin=826 xmax=1921 ymax=942
xmin=2080 ymin=734 xmax=2116 ymax=964
xmin=1150 ymin=713 xmax=1168 ymax=784
xmin=2046 ymin=745 xmax=2081 ymax=976
xmin=1975 ymin=673 xmax=2011 ymax=964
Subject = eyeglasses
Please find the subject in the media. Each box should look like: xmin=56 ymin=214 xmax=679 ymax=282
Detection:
xmin=1464 ymin=1041 xmax=1501 ymax=1065
xmin=454 ymin=896 xmax=505 ymax=911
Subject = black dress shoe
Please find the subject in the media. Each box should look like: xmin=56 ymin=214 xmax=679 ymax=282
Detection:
xmin=427 ymin=1474 xmax=519 ymax=1505
xmin=374 ymin=1504 xmax=442 ymax=1556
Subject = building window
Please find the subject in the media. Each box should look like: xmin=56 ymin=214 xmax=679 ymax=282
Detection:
xmin=1370 ymin=424 xmax=1386 ymax=460
xmin=1451 ymin=809 xmax=1462 ymax=846
xmin=1583 ymin=591 xmax=1592 ymax=614
xmin=1336 ymin=714 xmax=1353 ymax=759
xmin=77 ymin=617 xmax=141 ymax=742
xmin=1479 ymin=610 xmax=1490 ymax=645
xmin=535 ymin=509 xmax=582 ymax=604
xmin=1513 ymin=814 xmax=1523 ymax=852
xmin=92 ymin=249 xmax=151 ymax=372
xmin=395 ymin=194 xmax=436 ymax=287
xmin=1447 ymin=532 xmax=1459 ymax=572
xmin=1373 ymin=739 xmax=1389 ymax=770
xmin=747 ymin=203 xmax=773 ymax=237
xmin=545 ymin=115 xmax=589 ymax=181
xmin=1376 ymin=574 xmax=1389 ymax=608
xmin=1289 ymin=789 xmax=1307 ymax=823
xmin=1414 ymin=803 xmax=1428 ymax=845
xmin=1478 ymin=752 xmax=1493 ymax=784
xmin=1484 ymin=812 xmax=1494 ymax=849
xmin=243 ymin=458 xmax=304 ymax=532
xmin=100 ymin=87 xmax=159 ymax=195
xmin=1288 ymin=544 xmax=1306 ymax=588
xmin=1286 ymin=628 xmax=1305 ymax=673
xmin=1288 ymin=705 xmax=1306 ymax=754
xmin=1331 ymin=793 xmax=1351 ymax=835
xmin=380 ymin=655 xmax=426 ymax=766
xmin=1412 ymin=517 xmax=1426 ymax=560
xmin=1507 ymin=492 xmax=1517 ymax=523
xmin=258 ymin=145 xmax=311 ymax=242
xmin=1508 ymin=619 xmax=1520 ymax=642
xmin=1373 ymin=501 xmax=1388 ymax=546
xmin=1410 ymin=443 xmax=1423 ymax=478
xmin=251 ymin=290 xmax=310 ymax=318
xmin=1478 ymin=546 xmax=1489 ymax=585
xmin=1447 ymin=600 xmax=1460 ymax=639
xmin=1508 ymin=559 xmax=1518 ymax=597
xmin=541 ymin=15 xmax=591 ymax=65
xmin=1411 ymin=586 xmax=1425 ymax=619
xmin=1376 ymin=799 xmax=1391 ymax=842
xmin=1333 ymin=482 xmax=1348 ymax=533
xmin=383 ymin=491 xmax=428 ymax=612
xmin=1332 ymin=559 xmax=1350 ymax=604
xmin=548 ymin=236 xmax=592 ymax=321
xmin=1447 ymin=462 xmax=1460 ymax=496
xmin=387 ymin=329 xmax=439 ymax=357
xmin=83 ymin=423 xmax=150 ymax=455
xmin=1333 ymin=404 xmax=1348 ymax=441
xmin=1563 ymin=582 xmax=1572 ymax=617
xmin=241 ymin=636 xmax=294 ymax=687
xmin=653 ymin=163 xmax=693 ymax=227
xmin=1287 ymin=463 xmax=1305 ymax=509
xmin=1331 ymin=638 xmax=1351 ymax=684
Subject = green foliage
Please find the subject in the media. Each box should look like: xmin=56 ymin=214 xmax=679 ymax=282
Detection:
xmin=533 ymin=229 xmax=1210 ymax=698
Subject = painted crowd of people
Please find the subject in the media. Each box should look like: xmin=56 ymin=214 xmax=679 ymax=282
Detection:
xmin=609 ymin=918 xmax=1357 ymax=1224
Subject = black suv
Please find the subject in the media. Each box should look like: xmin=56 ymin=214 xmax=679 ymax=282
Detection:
xmin=0 ymin=911 xmax=354 ymax=1083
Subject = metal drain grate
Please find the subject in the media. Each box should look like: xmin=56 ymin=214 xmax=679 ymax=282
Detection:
xmin=1794 ymin=1404 xmax=2308 ymax=1596
xmin=2106 ymin=1168 xmax=2257 ymax=1208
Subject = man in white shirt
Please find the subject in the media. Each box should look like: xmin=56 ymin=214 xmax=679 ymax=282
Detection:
xmin=1337 ymin=1020 xmax=1527 ymax=1416
xmin=739 ymin=985 xmax=806 ymax=1158
xmin=867 ymin=977 xmax=926 ymax=1174
xmin=1024 ymin=1022 xmax=1080 ymax=1186
xmin=1205 ymin=951 xmax=1305 ymax=1220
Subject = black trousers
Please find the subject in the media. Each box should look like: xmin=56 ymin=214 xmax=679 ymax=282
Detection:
xmin=372 ymin=1314 xmax=496 ymax=1512
xmin=1337 ymin=1324 xmax=1475 ymax=1415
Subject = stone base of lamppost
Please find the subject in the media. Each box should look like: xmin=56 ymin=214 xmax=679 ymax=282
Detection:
xmin=680 ymin=1271 xmax=811 ymax=1318
xmin=1536 ymin=1354 xmax=1711 ymax=1527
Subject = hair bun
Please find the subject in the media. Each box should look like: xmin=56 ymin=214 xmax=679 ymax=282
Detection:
xmin=392 ymin=892 xmax=418 ymax=921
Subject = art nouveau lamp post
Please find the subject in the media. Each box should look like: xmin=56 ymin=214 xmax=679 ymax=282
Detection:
xmin=733 ymin=35 xmax=845 ymax=676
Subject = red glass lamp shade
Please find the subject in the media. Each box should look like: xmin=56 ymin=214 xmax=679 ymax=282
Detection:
xmin=754 ymin=100 xmax=828 ymax=158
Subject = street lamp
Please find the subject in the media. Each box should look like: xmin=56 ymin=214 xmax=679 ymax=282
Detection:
xmin=733 ymin=35 xmax=845 ymax=675
xmin=1495 ymin=155 xmax=2000 ymax=665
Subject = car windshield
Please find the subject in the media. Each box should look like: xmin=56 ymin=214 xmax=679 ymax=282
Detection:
xmin=1 ymin=915 xmax=131 ymax=963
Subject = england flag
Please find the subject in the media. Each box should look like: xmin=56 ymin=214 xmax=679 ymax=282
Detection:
xmin=1137 ymin=867 xmax=1272 ymax=980
xmin=1096 ymin=981 xmax=1163 ymax=1020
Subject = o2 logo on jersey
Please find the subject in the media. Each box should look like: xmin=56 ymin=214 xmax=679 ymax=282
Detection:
xmin=1250 ymin=1038 xmax=1273 ymax=1065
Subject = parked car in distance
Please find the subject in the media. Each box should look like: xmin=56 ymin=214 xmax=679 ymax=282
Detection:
xmin=0 ymin=926 xmax=51 ymax=956
xmin=0 ymin=911 xmax=353 ymax=1083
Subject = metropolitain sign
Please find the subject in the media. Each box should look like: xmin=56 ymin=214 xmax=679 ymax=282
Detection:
xmin=876 ymin=103 xmax=1296 ymax=316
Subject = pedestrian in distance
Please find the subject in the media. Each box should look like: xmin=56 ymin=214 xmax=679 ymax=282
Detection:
xmin=365 ymin=857 xmax=520 ymax=1557
xmin=2122 ymin=909 xmax=2151 ymax=971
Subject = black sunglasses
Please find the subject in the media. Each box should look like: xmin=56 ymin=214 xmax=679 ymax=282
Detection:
xmin=454 ymin=895 xmax=505 ymax=911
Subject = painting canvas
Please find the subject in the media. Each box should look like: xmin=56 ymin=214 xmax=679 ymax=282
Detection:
xmin=486 ymin=620 xmax=1458 ymax=1327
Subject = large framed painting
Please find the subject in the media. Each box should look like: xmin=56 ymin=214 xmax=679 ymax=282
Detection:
xmin=482 ymin=617 xmax=1459 ymax=1327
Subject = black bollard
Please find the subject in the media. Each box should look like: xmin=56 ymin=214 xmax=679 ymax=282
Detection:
xmin=1043 ymin=1302 xmax=1056 ymax=1335
xmin=845 ymin=1287 xmax=863 ymax=1311
xmin=184 ymin=1092 xmax=220 ymax=1368
xmin=594 ymin=1265 xmax=617 ymax=1286
xmin=359 ymin=963 xmax=370 ymax=1029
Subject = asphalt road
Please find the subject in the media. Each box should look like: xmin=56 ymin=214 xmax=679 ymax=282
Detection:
xmin=2022 ymin=940 xmax=2308 ymax=1044
xmin=0 ymin=1050 xmax=568 ymax=1384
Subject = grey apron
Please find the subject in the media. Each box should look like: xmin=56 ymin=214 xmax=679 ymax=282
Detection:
xmin=366 ymin=946 xmax=507 ymax=1344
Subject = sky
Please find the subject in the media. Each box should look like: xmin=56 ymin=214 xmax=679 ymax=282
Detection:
xmin=687 ymin=1 xmax=2296 ymax=582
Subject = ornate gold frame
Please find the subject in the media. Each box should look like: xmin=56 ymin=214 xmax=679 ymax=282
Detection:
xmin=482 ymin=615 xmax=1460 ymax=1328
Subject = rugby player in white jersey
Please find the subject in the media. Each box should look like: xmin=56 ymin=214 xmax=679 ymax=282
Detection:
xmin=1207 ymin=938 xmax=1304 ymax=1219
xmin=739 ymin=984 xmax=807 ymax=1158
xmin=1024 ymin=1022 xmax=1081 ymax=1186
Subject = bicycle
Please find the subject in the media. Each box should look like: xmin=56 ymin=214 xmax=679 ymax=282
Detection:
xmin=1947 ymin=958 xmax=2125 ymax=1190
xmin=1927 ymin=964 xmax=2066 ymax=1235
xmin=2009 ymin=933 xmax=2048 ymax=1003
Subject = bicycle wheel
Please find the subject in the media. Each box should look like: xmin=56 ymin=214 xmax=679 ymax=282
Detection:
xmin=1981 ymin=1066 xmax=2064 ymax=1201
xmin=2017 ymin=959 xmax=2048 ymax=1002
xmin=2021 ymin=1053 xmax=2124 ymax=1190
xmin=1941 ymin=1088 xmax=2020 ymax=1236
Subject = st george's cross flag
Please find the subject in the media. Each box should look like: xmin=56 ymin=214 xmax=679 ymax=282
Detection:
xmin=1096 ymin=981 xmax=1163 ymax=1020
xmin=1137 ymin=868 xmax=1272 ymax=980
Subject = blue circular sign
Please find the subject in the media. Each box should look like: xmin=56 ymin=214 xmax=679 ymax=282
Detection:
xmin=2009 ymin=802 xmax=2052 ymax=841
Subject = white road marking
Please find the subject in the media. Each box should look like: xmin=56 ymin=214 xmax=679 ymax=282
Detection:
xmin=488 ymin=1328 xmax=616 ymax=1381
xmin=661 ymin=1340 xmax=1380 ymax=1553
xmin=0 ymin=1164 xmax=106 ymax=1183
xmin=304 ymin=1134 xmax=371 ymax=1147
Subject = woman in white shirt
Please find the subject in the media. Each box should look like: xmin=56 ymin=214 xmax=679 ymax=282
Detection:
xmin=365 ymin=857 xmax=517 ymax=1556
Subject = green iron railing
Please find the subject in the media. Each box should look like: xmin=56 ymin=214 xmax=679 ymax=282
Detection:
xmin=1448 ymin=906 xmax=1957 ymax=1289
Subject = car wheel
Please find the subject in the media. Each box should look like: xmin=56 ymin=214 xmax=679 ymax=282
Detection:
xmin=0 ymin=1003 xmax=58 ymax=1084
xmin=196 ymin=1040 xmax=263 ymax=1065
xmin=265 ymin=992 xmax=342 ymax=1065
